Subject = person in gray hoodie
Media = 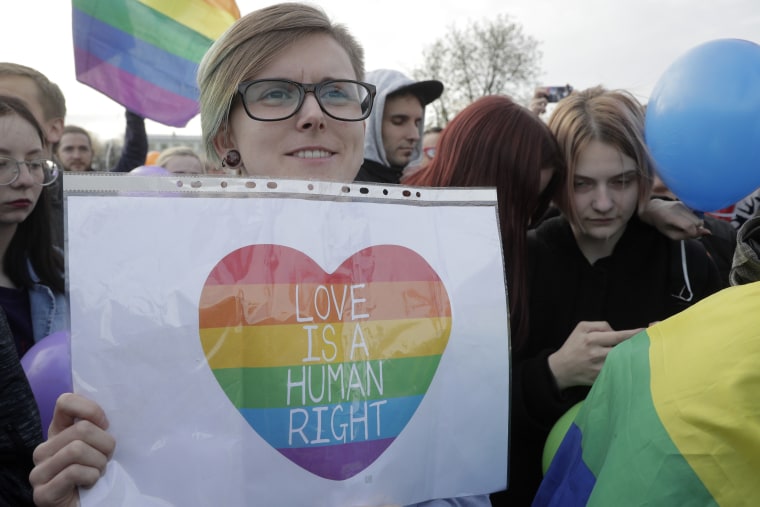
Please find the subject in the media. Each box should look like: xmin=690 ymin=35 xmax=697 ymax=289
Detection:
xmin=355 ymin=69 xmax=443 ymax=184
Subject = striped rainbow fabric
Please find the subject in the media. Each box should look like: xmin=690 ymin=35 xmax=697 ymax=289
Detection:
xmin=72 ymin=0 xmax=240 ymax=127
xmin=534 ymin=281 xmax=760 ymax=506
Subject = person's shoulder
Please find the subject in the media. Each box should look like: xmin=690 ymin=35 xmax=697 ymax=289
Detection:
xmin=360 ymin=158 xmax=386 ymax=170
xmin=704 ymin=214 xmax=738 ymax=243
xmin=528 ymin=216 xmax=577 ymax=270
xmin=627 ymin=212 xmax=657 ymax=234
xmin=355 ymin=159 xmax=399 ymax=184
xmin=668 ymin=235 xmax=723 ymax=303
xmin=623 ymin=214 xmax=670 ymax=250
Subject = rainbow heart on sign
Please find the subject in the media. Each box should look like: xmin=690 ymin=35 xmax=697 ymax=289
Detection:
xmin=198 ymin=244 xmax=451 ymax=480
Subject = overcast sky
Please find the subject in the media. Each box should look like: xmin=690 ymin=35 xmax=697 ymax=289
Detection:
xmin=3 ymin=0 xmax=759 ymax=140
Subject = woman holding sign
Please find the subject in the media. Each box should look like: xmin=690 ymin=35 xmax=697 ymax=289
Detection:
xmin=0 ymin=95 xmax=64 ymax=505
xmin=30 ymin=4 xmax=487 ymax=507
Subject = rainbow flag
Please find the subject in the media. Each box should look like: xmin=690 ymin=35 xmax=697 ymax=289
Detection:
xmin=535 ymin=282 xmax=760 ymax=506
xmin=72 ymin=0 xmax=240 ymax=127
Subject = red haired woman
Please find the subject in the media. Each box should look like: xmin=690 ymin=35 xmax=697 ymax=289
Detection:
xmin=405 ymin=95 xmax=565 ymax=347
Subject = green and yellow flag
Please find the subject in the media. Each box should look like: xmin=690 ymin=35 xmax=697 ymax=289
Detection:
xmin=536 ymin=281 xmax=760 ymax=506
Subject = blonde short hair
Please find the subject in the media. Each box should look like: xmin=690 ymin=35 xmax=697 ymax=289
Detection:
xmin=197 ymin=2 xmax=365 ymax=166
xmin=155 ymin=146 xmax=202 ymax=170
xmin=547 ymin=86 xmax=654 ymax=228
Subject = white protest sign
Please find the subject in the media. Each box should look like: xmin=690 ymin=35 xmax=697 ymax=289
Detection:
xmin=65 ymin=175 xmax=509 ymax=507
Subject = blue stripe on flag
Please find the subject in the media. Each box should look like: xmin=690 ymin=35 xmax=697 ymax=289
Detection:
xmin=533 ymin=424 xmax=596 ymax=506
xmin=72 ymin=8 xmax=199 ymax=101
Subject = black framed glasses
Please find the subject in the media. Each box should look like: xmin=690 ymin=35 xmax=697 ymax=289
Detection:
xmin=237 ymin=79 xmax=376 ymax=122
xmin=0 ymin=156 xmax=59 ymax=186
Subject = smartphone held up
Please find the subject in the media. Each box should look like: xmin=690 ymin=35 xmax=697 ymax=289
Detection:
xmin=543 ymin=84 xmax=573 ymax=102
xmin=530 ymin=84 xmax=574 ymax=116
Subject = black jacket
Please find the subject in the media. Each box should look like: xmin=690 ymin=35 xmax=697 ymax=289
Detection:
xmin=354 ymin=159 xmax=404 ymax=185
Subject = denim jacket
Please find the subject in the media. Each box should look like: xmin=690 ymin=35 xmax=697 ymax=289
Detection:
xmin=27 ymin=263 xmax=68 ymax=343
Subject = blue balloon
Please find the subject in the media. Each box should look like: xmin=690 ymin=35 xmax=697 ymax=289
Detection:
xmin=646 ymin=39 xmax=760 ymax=212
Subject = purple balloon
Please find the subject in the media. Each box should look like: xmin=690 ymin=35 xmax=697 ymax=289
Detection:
xmin=130 ymin=165 xmax=171 ymax=176
xmin=20 ymin=331 xmax=72 ymax=439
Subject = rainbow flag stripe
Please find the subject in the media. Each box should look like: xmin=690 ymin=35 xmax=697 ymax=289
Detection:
xmin=72 ymin=0 xmax=239 ymax=127
xmin=198 ymin=244 xmax=452 ymax=480
xmin=535 ymin=282 xmax=760 ymax=506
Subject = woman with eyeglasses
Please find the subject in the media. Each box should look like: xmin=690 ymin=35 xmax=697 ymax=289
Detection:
xmin=199 ymin=4 xmax=373 ymax=183
xmin=30 ymin=4 xmax=489 ymax=507
xmin=0 ymin=95 xmax=63 ymax=505
xmin=0 ymin=95 xmax=64 ymax=355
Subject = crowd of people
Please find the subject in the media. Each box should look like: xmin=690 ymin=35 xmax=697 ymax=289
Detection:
xmin=1 ymin=2 xmax=758 ymax=506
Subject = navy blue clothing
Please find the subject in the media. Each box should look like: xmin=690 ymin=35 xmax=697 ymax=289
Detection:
xmin=110 ymin=110 xmax=148 ymax=173
xmin=0 ymin=287 xmax=33 ymax=357
xmin=0 ymin=308 xmax=42 ymax=507
xmin=356 ymin=158 xmax=404 ymax=184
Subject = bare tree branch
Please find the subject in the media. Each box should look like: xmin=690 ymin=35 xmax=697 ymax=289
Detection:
xmin=415 ymin=14 xmax=542 ymax=127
